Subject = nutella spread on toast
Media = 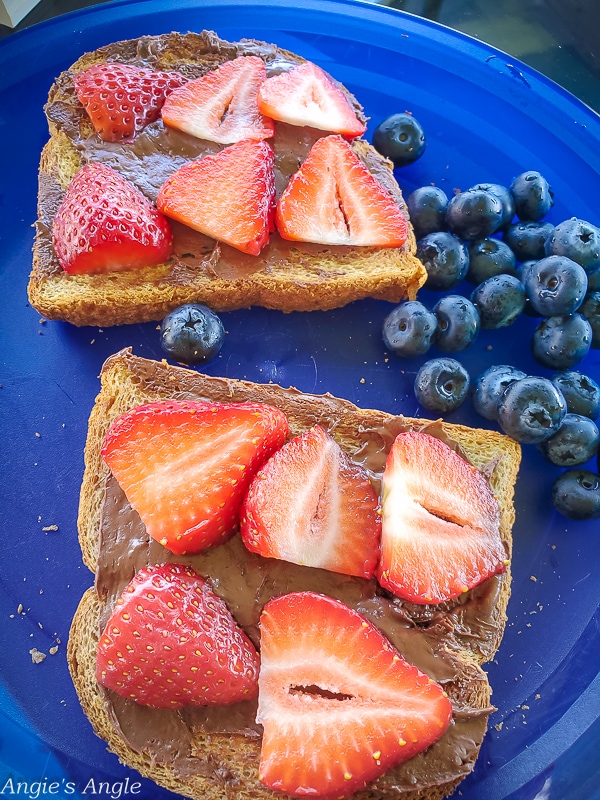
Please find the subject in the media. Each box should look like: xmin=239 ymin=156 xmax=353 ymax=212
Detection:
xmin=94 ymin=364 xmax=506 ymax=792
xmin=38 ymin=32 xmax=410 ymax=285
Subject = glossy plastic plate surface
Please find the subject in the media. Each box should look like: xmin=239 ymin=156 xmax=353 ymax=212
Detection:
xmin=0 ymin=1 xmax=599 ymax=798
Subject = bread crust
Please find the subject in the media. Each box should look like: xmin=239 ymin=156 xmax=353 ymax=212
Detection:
xmin=29 ymin=31 xmax=426 ymax=326
xmin=69 ymin=349 xmax=521 ymax=800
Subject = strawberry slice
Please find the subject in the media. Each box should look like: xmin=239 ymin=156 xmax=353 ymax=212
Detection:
xmin=97 ymin=563 xmax=259 ymax=709
xmin=157 ymin=139 xmax=276 ymax=256
xmin=101 ymin=399 xmax=289 ymax=554
xmin=73 ymin=62 xmax=186 ymax=142
xmin=257 ymin=591 xmax=453 ymax=798
xmin=161 ymin=55 xmax=274 ymax=144
xmin=276 ymin=135 xmax=408 ymax=247
xmin=240 ymin=425 xmax=380 ymax=578
xmin=257 ymin=61 xmax=366 ymax=138
xmin=52 ymin=163 xmax=173 ymax=275
xmin=377 ymin=431 xmax=508 ymax=604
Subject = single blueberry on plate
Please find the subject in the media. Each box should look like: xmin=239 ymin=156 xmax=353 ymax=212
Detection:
xmin=472 ymin=364 xmax=527 ymax=421
xmin=416 ymin=231 xmax=470 ymax=291
xmin=552 ymin=370 xmax=600 ymax=419
xmin=471 ymin=182 xmax=515 ymax=228
xmin=406 ymin=186 xmax=448 ymax=240
xmin=545 ymin=217 xmax=600 ymax=272
xmin=432 ymin=295 xmax=480 ymax=352
xmin=531 ymin=313 xmax=592 ymax=370
xmin=467 ymin=238 xmax=517 ymax=284
xmin=414 ymin=357 xmax=470 ymax=413
xmin=470 ymin=274 xmax=526 ymax=328
xmin=160 ymin=304 xmax=225 ymax=365
xmin=509 ymin=170 xmax=554 ymax=221
xmin=538 ymin=414 xmax=600 ymax=467
xmin=503 ymin=221 xmax=554 ymax=261
xmin=372 ymin=113 xmax=426 ymax=167
xmin=580 ymin=291 xmax=600 ymax=348
xmin=552 ymin=470 xmax=600 ymax=520
xmin=522 ymin=255 xmax=588 ymax=316
xmin=497 ymin=376 xmax=566 ymax=443
xmin=382 ymin=301 xmax=437 ymax=357
xmin=446 ymin=188 xmax=504 ymax=241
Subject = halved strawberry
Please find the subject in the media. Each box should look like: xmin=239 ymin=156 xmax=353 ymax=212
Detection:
xmin=257 ymin=592 xmax=452 ymax=798
xmin=161 ymin=56 xmax=274 ymax=144
xmin=52 ymin=163 xmax=173 ymax=275
xmin=276 ymin=135 xmax=408 ymax=247
xmin=257 ymin=61 xmax=366 ymax=138
xmin=240 ymin=425 xmax=380 ymax=578
xmin=97 ymin=563 xmax=259 ymax=709
xmin=157 ymin=140 xmax=276 ymax=256
xmin=73 ymin=62 xmax=186 ymax=142
xmin=101 ymin=399 xmax=289 ymax=554
xmin=377 ymin=431 xmax=508 ymax=604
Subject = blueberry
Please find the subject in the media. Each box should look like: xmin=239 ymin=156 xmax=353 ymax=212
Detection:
xmin=160 ymin=304 xmax=225 ymax=365
xmin=587 ymin=267 xmax=600 ymax=292
xmin=471 ymin=182 xmax=515 ymax=229
xmin=372 ymin=113 xmax=426 ymax=167
xmin=510 ymin=171 xmax=554 ymax=221
xmin=545 ymin=218 xmax=600 ymax=272
xmin=467 ymin=238 xmax=517 ymax=284
xmin=470 ymin=274 xmax=525 ymax=329
xmin=432 ymin=295 xmax=480 ymax=352
xmin=497 ymin=376 xmax=566 ymax=443
xmin=552 ymin=370 xmax=600 ymax=419
xmin=416 ymin=231 xmax=469 ymax=291
xmin=414 ymin=357 xmax=470 ymax=414
xmin=382 ymin=301 xmax=437 ymax=357
xmin=580 ymin=291 xmax=600 ymax=348
xmin=552 ymin=470 xmax=600 ymax=520
xmin=538 ymin=414 xmax=600 ymax=467
xmin=446 ymin=189 xmax=504 ymax=241
xmin=406 ymin=186 xmax=448 ymax=240
xmin=522 ymin=255 xmax=588 ymax=316
xmin=503 ymin=221 xmax=554 ymax=261
xmin=472 ymin=364 xmax=528 ymax=421
xmin=531 ymin=313 xmax=592 ymax=370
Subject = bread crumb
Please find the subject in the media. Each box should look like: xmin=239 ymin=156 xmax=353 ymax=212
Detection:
xmin=49 ymin=646 xmax=59 ymax=655
xmin=530 ymin=575 xmax=537 ymax=582
xmin=494 ymin=722 xmax=503 ymax=731
xmin=17 ymin=604 xmax=23 ymax=614
xmin=522 ymin=704 xmax=529 ymax=710
xmin=535 ymin=693 xmax=541 ymax=700
xmin=90 ymin=339 xmax=95 ymax=345
xmin=29 ymin=648 xmax=46 ymax=664
xmin=35 ymin=432 xmax=41 ymax=438
xmin=42 ymin=525 xmax=58 ymax=532
xmin=360 ymin=378 xmax=365 ymax=384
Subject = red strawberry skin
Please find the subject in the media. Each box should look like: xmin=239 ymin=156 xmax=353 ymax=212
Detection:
xmin=161 ymin=56 xmax=274 ymax=144
xmin=377 ymin=431 xmax=508 ymax=604
xmin=101 ymin=400 xmax=289 ymax=555
xmin=52 ymin=163 xmax=173 ymax=275
xmin=257 ymin=591 xmax=452 ymax=798
xmin=157 ymin=140 xmax=276 ymax=256
xmin=257 ymin=61 xmax=366 ymax=138
xmin=73 ymin=62 xmax=186 ymax=142
xmin=96 ymin=563 xmax=259 ymax=709
xmin=276 ymin=135 xmax=408 ymax=248
xmin=240 ymin=425 xmax=380 ymax=578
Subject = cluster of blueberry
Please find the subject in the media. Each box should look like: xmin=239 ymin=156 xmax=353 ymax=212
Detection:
xmin=378 ymin=164 xmax=600 ymax=519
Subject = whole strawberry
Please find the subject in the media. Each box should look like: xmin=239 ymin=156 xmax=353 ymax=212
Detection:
xmin=52 ymin=163 xmax=173 ymax=275
xmin=96 ymin=563 xmax=260 ymax=709
xmin=73 ymin=61 xmax=186 ymax=142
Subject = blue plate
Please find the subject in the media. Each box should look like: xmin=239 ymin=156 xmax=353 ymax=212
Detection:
xmin=1 ymin=1 xmax=599 ymax=798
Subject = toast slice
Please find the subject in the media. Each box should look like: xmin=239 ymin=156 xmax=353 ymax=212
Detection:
xmin=69 ymin=349 xmax=521 ymax=800
xmin=29 ymin=31 xmax=426 ymax=327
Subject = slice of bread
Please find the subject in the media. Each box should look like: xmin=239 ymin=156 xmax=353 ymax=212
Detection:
xmin=28 ymin=30 xmax=426 ymax=327
xmin=69 ymin=349 xmax=521 ymax=800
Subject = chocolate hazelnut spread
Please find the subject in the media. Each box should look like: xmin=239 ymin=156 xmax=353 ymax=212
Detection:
xmin=93 ymin=358 xmax=508 ymax=793
xmin=37 ymin=31 xmax=411 ymax=286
